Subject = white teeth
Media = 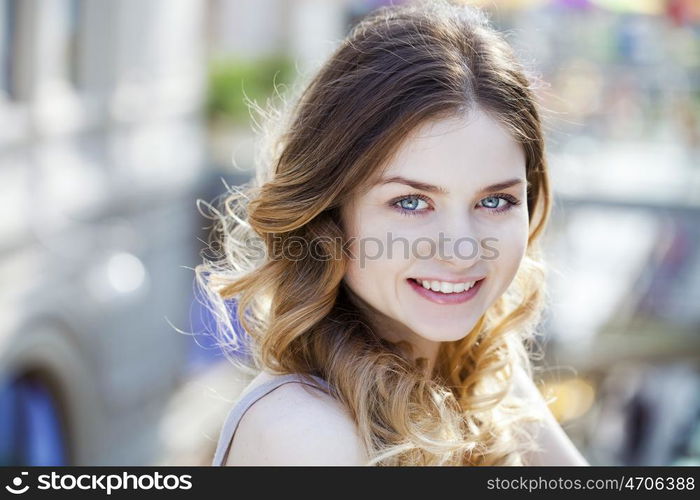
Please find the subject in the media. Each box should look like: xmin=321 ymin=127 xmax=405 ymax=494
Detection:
xmin=414 ymin=278 xmax=479 ymax=294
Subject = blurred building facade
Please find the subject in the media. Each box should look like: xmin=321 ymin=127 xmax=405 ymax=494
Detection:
xmin=0 ymin=0 xmax=207 ymax=465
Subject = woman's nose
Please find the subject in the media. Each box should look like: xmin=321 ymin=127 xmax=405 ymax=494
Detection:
xmin=434 ymin=213 xmax=482 ymax=264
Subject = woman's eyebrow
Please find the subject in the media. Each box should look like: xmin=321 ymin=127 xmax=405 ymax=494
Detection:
xmin=377 ymin=176 xmax=524 ymax=195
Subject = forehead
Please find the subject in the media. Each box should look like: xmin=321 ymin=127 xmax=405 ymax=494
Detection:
xmin=378 ymin=109 xmax=526 ymax=188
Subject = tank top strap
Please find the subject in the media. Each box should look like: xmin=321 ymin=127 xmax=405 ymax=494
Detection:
xmin=211 ymin=373 xmax=330 ymax=466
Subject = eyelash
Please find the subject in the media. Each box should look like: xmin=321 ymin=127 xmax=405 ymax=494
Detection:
xmin=389 ymin=192 xmax=521 ymax=217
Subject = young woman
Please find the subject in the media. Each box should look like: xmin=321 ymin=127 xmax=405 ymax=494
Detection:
xmin=200 ymin=0 xmax=590 ymax=466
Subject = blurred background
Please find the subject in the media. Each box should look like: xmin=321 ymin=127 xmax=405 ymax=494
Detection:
xmin=0 ymin=0 xmax=698 ymax=466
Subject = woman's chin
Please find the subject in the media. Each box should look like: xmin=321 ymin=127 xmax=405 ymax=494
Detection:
xmin=408 ymin=317 xmax=481 ymax=343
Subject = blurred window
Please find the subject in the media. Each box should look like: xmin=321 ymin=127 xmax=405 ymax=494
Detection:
xmin=0 ymin=376 xmax=68 ymax=466
xmin=0 ymin=0 xmax=18 ymax=100
xmin=61 ymin=0 xmax=83 ymax=89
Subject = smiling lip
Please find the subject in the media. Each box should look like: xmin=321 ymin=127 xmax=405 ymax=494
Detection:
xmin=411 ymin=276 xmax=486 ymax=284
xmin=407 ymin=277 xmax=484 ymax=305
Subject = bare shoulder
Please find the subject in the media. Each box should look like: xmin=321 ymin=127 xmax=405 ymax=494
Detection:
xmin=511 ymin=364 xmax=589 ymax=466
xmin=225 ymin=376 xmax=369 ymax=465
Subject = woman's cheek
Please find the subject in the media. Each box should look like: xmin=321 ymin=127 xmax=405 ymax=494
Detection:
xmin=488 ymin=219 xmax=529 ymax=274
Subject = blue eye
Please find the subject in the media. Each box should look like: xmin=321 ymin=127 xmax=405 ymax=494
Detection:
xmin=479 ymin=194 xmax=520 ymax=214
xmin=391 ymin=194 xmax=431 ymax=217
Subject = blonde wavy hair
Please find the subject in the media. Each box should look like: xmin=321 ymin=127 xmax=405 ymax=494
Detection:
xmin=196 ymin=0 xmax=553 ymax=465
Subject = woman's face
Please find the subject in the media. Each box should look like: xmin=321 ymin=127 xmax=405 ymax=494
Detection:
xmin=341 ymin=108 xmax=529 ymax=362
